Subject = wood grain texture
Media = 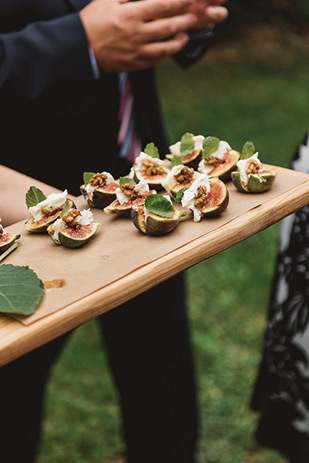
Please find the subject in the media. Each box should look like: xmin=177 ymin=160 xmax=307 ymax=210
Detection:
xmin=0 ymin=167 xmax=308 ymax=366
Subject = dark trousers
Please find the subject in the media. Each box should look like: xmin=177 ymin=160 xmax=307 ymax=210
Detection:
xmin=0 ymin=273 xmax=197 ymax=463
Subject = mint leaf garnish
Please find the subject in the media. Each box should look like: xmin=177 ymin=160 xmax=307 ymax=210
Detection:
xmin=0 ymin=264 xmax=45 ymax=316
xmin=119 ymin=177 xmax=136 ymax=186
xmin=83 ymin=172 xmax=96 ymax=185
xmin=145 ymin=194 xmax=174 ymax=218
xmin=144 ymin=142 xmax=160 ymax=159
xmin=25 ymin=186 xmax=46 ymax=209
xmin=171 ymin=155 xmax=184 ymax=168
xmin=203 ymin=136 xmax=220 ymax=158
xmin=174 ymin=187 xmax=188 ymax=204
xmin=180 ymin=133 xmax=195 ymax=157
xmin=241 ymin=141 xmax=255 ymax=160
xmin=60 ymin=200 xmax=70 ymax=218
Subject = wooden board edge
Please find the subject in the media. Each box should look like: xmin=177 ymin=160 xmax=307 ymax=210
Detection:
xmin=0 ymin=170 xmax=308 ymax=366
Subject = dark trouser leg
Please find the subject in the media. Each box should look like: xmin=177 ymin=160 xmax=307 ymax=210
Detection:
xmin=0 ymin=333 xmax=70 ymax=463
xmin=98 ymin=273 xmax=198 ymax=463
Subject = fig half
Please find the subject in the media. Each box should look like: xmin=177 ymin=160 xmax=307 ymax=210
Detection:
xmin=198 ymin=150 xmax=240 ymax=180
xmin=231 ymin=169 xmax=277 ymax=193
xmin=131 ymin=205 xmax=186 ymax=236
xmin=81 ymin=182 xmax=119 ymax=208
xmin=200 ymin=178 xmax=229 ymax=216
xmin=104 ymin=191 xmax=156 ymax=217
xmin=25 ymin=198 xmax=75 ymax=233
xmin=182 ymin=176 xmax=229 ymax=221
xmin=166 ymin=133 xmax=204 ymax=170
xmin=133 ymin=167 xmax=169 ymax=192
xmin=0 ymin=232 xmax=20 ymax=254
xmin=231 ymin=141 xmax=277 ymax=193
xmin=47 ymin=222 xmax=100 ymax=248
xmin=162 ymin=166 xmax=200 ymax=203
xmin=166 ymin=149 xmax=203 ymax=170
xmin=133 ymin=149 xmax=169 ymax=191
xmin=80 ymin=172 xmax=119 ymax=208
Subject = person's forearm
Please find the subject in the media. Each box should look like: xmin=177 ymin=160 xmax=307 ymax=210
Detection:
xmin=0 ymin=165 xmax=62 ymax=226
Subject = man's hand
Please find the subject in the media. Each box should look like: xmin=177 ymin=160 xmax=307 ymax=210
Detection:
xmin=188 ymin=0 xmax=228 ymax=31
xmin=79 ymin=0 xmax=198 ymax=72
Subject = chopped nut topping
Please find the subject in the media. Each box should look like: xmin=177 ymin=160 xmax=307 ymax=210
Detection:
xmin=120 ymin=183 xmax=139 ymax=199
xmin=204 ymin=155 xmax=224 ymax=166
xmin=62 ymin=210 xmax=82 ymax=228
xmin=41 ymin=205 xmax=63 ymax=217
xmin=245 ymin=159 xmax=263 ymax=175
xmin=174 ymin=167 xmax=194 ymax=184
xmin=89 ymin=173 xmax=108 ymax=187
xmin=194 ymin=186 xmax=208 ymax=210
xmin=142 ymin=159 xmax=165 ymax=176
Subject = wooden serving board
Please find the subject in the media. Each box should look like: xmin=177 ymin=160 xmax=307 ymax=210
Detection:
xmin=0 ymin=166 xmax=308 ymax=366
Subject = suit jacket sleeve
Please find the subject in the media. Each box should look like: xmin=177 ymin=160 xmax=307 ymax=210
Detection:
xmin=0 ymin=12 xmax=93 ymax=105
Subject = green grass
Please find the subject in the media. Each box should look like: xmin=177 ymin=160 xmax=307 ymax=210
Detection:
xmin=37 ymin=49 xmax=309 ymax=463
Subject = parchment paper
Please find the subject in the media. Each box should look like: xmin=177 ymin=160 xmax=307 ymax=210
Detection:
xmin=4 ymin=166 xmax=305 ymax=325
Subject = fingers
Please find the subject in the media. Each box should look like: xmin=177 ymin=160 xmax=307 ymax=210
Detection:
xmin=141 ymin=12 xmax=197 ymax=42
xmin=137 ymin=0 xmax=193 ymax=22
xmin=206 ymin=5 xmax=228 ymax=23
xmin=135 ymin=32 xmax=190 ymax=68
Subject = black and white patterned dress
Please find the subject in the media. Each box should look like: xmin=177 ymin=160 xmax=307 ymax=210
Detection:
xmin=251 ymin=133 xmax=309 ymax=463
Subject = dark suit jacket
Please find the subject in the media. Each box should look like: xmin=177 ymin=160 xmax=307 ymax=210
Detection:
xmin=0 ymin=0 xmax=212 ymax=194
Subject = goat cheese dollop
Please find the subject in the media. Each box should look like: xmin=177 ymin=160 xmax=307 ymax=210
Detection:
xmin=115 ymin=181 xmax=149 ymax=205
xmin=181 ymin=175 xmax=210 ymax=222
xmin=236 ymin=153 xmax=262 ymax=185
xmin=29 ymin=190 xmax=68 ymax=222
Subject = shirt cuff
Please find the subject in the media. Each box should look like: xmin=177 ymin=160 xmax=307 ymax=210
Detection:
xmin=88 ymin=47 xmax=100 ymax=79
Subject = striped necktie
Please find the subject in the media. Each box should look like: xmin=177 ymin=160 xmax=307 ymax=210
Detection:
xmin=117 ymin=72 xmax=142 ymax=164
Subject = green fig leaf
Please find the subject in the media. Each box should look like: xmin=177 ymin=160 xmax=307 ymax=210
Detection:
xmin=83 ymin=172 xmax=96 ymax=185
xmin=25 ymin=186 xmax=46 ymax=209
xmin=0 ymin=264 xmax=45 ymax=316
xmin=203 ymin=136 xmax=220 ymax=158
xmin=119 ymin=177 xmax=136 ymax=186
xmin=171 ymin=155 xmax=184 ymax=168
xmin=145 ymin=194 xmax=174 ymax=218
xmin=144 ymin=142 xmax=160 ymax=159
xmin=180 ymin=132 xmax=195 ymax=157
xmin=241 ymin=141 xmax=256 ymax=159
xmin=174 ymin=187 xmax=188 ymax=204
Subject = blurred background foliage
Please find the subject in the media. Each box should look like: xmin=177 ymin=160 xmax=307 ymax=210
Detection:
xmin=218 ymin=0 xmax=309 ymax=37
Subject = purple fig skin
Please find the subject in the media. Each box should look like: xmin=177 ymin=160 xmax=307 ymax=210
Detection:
xmin=80 ymin=183 xmax=118 ymax=208
xmin=131 ymin=207 xmax=147 ymax=233
xmin=200 ymin=178 xmax=229 ymax=217
xmin=131 ymin=206 xmax=186 ymax=236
